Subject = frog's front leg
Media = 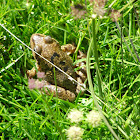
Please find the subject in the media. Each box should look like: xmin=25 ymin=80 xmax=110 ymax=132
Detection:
xmin=40 ymin=81 xmax=76 ymax=102
xmin=27 ymin=63 xmax=41 ymax=78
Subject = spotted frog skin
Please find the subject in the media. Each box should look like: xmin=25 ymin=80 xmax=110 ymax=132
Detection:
xmin=27 ymin=33 xmax=86 ymax=101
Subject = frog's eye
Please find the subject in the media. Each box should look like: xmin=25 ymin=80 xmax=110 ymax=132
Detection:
xmin=34 ymin=45 xmax=42 ymax=54
xmin=44 ymin=36 xmax=53 ymax=43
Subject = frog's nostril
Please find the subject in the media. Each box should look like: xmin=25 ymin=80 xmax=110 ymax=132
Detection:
xmin=44 ymin=36 xmax=53 ymax=43
xmin=34 ymin=45 xmax=42 ymax=54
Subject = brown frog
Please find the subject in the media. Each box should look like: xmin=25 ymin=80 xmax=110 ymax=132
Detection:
xmin=27 ymin=33 xmax=86 ymax=101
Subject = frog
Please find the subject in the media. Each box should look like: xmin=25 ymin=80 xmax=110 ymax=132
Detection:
xmin=27 ymin=33 xmax=86 ymax=101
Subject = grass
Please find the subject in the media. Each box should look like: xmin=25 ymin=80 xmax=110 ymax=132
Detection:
xmin=0 ymin=0 xmax=140 ymax=139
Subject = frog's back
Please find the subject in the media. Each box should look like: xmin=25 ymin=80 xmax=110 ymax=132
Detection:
xmin=32 ymin=35 xmax=77 ymax=92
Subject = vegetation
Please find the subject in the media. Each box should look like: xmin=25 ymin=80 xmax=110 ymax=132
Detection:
xmin=0 ymin=0 xmax=140 ymax=139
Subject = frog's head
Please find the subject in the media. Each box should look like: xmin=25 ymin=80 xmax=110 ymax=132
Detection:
xmin=30 ymin=33 xmax=59 ymax=59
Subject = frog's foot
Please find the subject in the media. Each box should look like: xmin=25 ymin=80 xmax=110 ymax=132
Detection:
xmin=61 ymin=44 xmax=76 ymax=55
xmin=41 ymin=81 xmax=76 ymax=102
xmin=27 ymin=67 xmax=36 ymax=78
xmin=27 ymin=63 xmax=41 ymax=78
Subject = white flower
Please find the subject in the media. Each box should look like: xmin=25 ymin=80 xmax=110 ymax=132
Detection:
xmin=66 ymin=126 xmax=84 ymax=140
xmin=86 ymin=110 xmax=102 ymax=127
xmin=68 ymin=109 xmax=83 ymax=123
xmin=92 ymin=14 xmax=97 ymax=18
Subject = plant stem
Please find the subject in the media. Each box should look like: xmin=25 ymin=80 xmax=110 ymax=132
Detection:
xmin=86 ymin=18 xmax=120 ymax=140
xmin=92 ymin=19 xmax=103 ymax=98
